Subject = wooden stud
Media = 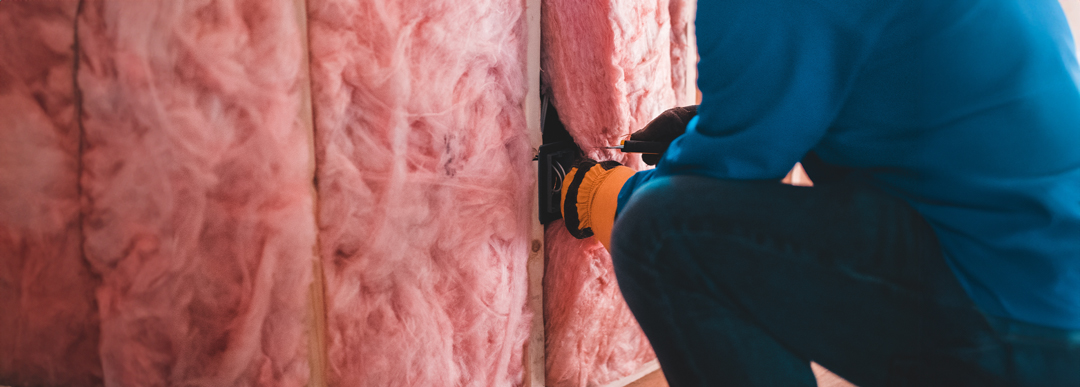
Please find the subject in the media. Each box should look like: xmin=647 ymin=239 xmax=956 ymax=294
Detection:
xmin=524 ymin=0 xmax=546 ymax=384
xmin=292 ymin=0 xmax=329 ymax=386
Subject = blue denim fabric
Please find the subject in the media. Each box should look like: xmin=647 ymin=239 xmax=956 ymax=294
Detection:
xmin=611 ymin=176 xmax=1080 ymax=387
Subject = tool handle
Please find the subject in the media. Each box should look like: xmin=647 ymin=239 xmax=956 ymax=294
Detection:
xmin=619 ymin=140 xmax=670 ymax=154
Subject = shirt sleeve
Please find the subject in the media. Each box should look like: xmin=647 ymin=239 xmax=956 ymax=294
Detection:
xmin=654 ymin=0 xmax=891 ymax=181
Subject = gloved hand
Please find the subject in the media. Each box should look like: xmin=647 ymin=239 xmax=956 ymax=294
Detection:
xmin=630 ymin=105 xmax=698 ymax=165
xmin=561 ymin=159 xmax=637 ymax=250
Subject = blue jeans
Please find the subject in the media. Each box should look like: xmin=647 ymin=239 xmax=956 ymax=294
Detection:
xmin=611 ymin=176 xmax=1080 ymax=387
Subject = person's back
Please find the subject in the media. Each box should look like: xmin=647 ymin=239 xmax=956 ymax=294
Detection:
xmin=826 ymin=0 xmax=1080 ymax=329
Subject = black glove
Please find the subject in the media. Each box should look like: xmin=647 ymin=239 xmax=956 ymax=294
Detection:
xmin=629 ymin=105 xmax=698 ymax=165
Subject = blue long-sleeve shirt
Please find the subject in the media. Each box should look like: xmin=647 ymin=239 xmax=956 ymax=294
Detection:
xmin=619 ymin=0 xmax=1080 ymax=329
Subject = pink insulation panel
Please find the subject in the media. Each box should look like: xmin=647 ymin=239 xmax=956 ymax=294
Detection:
xmin=543 ymin=225 xmax=655 ymax=387
xmin=541 ymin=0 xmax=689 ymax=385
xmin=306 ymin=0 xmax=534 ymax=385
xmin=0 ymin=2 xmax=103 ymax=386
xmin=668 ymin=0 xmax=696 ymax=106
xmin=541 ymin=0 xmax=679 ymax=165
xmin=76 ymin=1 xmax=316 ymax=385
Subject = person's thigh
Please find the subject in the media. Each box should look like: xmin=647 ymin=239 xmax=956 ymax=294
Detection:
xmin=611 ymin=175 xmax=1006 ymax=386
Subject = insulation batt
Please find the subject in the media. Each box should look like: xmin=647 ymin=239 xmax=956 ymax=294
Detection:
xmin=307 ymin=0 xmax=534 ymax=385
xmin=541 ymin=0 xmax=678 ymax=165
xmin=541 ymin=0 xmax=686 ymax=385
xmin=0 ymin=2 xmax=103 ymax=386
xmin=667 ymin=0 xmax=695 ymax=106
xmin=543 ymin=223 xmax=654 ymax=387
xmin=77 ymin=1 xmax=316 ymax=385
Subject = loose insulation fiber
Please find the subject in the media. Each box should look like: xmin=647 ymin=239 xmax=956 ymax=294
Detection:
xmin=307 ymin=0 xmax=534 ymax=385
xmin=77 ymin=1 xmax=316 ymax=385
xmin=0 ymin=2 xmax=103 ymax=385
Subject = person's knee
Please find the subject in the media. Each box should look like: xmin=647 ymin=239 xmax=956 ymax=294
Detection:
xmin=614 ymin=175 xmax=761 ymax=231
xmin=612 ymin=177 xmax=680 ymax=254
xmin=611 ymin=176 xmax=713 ymax=268
xmin=611 ymin=176 xmax=786 ymax=266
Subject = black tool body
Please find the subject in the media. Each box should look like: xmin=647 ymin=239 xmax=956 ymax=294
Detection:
xmin=537 ymin=94 xmax=582 ymax=225
xmin=618 ymin=140 xmax=669 ymax=154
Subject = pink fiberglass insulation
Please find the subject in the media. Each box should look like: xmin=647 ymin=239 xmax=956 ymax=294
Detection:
xmin=0 ymin=2 xmax=103 ymax=386
xmin=541 ymin=0 xmax=679 ymax=165
xmin=668 ymin=0 xmax=696 ymax=106
xmin=77 ymin=1 xmax=315 ymax=385
xmin=307 ymin=0 xmax=533 ymax=386
xmin=542 ymin=0 xmax=691 ymax=386
xmin=543 ymin=222 xmax=655 ymax=387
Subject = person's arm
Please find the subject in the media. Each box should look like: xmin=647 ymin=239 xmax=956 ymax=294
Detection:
xmin=570 ymin=1 xmax=896 ymax=247
xmin=618 ymin=1 xmax=893 ymax=214
xmin=561 ymin=106 xmax=699 ymax=250
xmin=654 ymin=0 xmax=893 ymax=182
